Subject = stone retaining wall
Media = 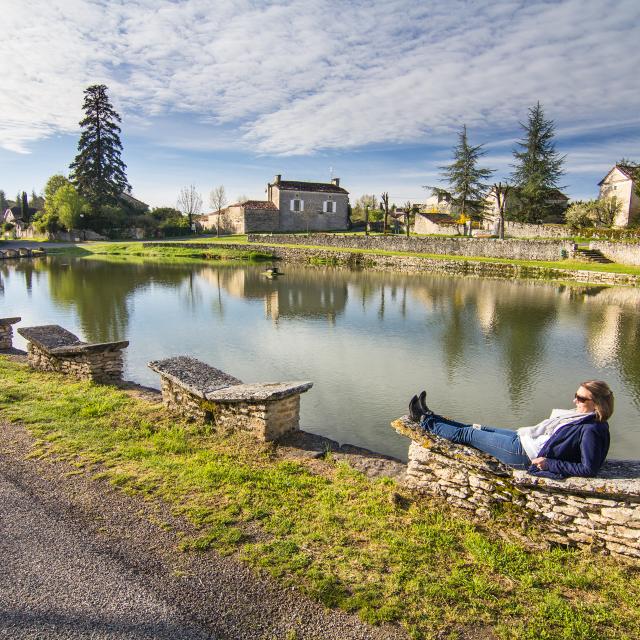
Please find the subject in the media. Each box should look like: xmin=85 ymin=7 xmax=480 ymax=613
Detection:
xmin=247 ymin=233 xmax=576 ymax=262
xmin=394 ymin=418 xmax=640 ymax=559
xmin=483 ymin=221 xmax=572 ymax=239
xmin=230 ymin=242 xmax=640 ymax=286
xmin=26 ymin=343 xmax=125 ymax=384
xmin=590 ymin=241 xmax=640 ymax=266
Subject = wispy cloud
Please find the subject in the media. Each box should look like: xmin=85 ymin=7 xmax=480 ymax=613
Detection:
xmin=0 ymin=0 xmax=638 ymax=159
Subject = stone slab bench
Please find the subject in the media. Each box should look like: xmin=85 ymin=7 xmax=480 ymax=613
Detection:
xmin=17 ymin=325 xmax=129 ymax=384
xmin=393 ymin=416 xmax=640 ymax=559
xmin=0 ymin=317 xmax=21 ymax=350
xmin=148 ymin=356 xmax=312 ymax=442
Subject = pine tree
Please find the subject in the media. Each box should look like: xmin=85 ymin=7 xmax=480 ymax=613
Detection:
xmin=440 ymin=125 xmax=494 ymax=235
xmin=69 ymin=84 xmax=130 ymax=211
xmin=0 ymin=190 xmax=7 ymax=213
xmin=511 ymin=102 xmax=565 ymax=222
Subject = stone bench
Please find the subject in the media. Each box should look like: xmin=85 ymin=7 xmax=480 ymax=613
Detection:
xmin=148 ymin=356 xmax=312 ymax=442
xmin=393 ymin=416 xmax=640 ymax=559
xmin=0 ymin=317 xmax=21 ymax=350
xmin=17 ymin=325 xmax=129 ymax=384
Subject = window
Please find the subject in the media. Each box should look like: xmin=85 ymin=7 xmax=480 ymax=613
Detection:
xmin=290 ymin=198 xmax=304 ymax=212
xmin=323 ymin=200 xmax=336 ymax=213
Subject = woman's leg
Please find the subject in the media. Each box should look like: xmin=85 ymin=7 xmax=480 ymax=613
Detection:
xmin=420 ymin=415 xmax=530 ymax=469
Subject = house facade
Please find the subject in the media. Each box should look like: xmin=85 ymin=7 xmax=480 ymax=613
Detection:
xmin=483 ymin=187 xmax=569 ymax=226
xmin=205 ymin=176 xmax=350 ymax=234
xmin=598 ymin=164 xmax=639 ymax=227
xmin=414 ymin=212 xmax=459 ymax=235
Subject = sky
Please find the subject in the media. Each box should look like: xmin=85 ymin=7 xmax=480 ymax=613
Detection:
xmin=1 ymin=0 xmax=638 ymax=211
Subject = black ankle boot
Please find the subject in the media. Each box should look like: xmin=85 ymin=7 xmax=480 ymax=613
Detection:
xmin=418 ymin=390 xmax=433 ymax=416
xmin=409 ymin=395 xmax=423 ymax=423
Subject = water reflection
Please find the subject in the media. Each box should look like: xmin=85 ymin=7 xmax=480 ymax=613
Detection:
xmin=3 ymin=256 xmax=639 ymax=459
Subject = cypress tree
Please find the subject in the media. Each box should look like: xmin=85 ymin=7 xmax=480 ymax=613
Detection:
xmin=511 ymin=102 xmax=565 ymax=222
xmin=440 ymin=125 xmax=494 ymax=235
xmin=69 ymin=84 xmax=130 ymax=211
xmin=0 ymin=190 xmax=7 ymax=213
xmin=21 ymin=191 xmax=29 ymax=220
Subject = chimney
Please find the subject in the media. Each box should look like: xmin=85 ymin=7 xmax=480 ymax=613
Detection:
xmin=331 ymin=177 xmax=340 ymax=187
xmin=274 ymin=174 xmax=281 ymax=185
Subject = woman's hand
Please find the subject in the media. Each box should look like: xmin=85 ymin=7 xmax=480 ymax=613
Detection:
xmin=531 ymin=457 xmax=548 ymax=470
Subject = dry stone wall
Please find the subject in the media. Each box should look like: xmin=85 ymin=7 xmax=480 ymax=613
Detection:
xmin=589 ymin=241 xmax=640 ymax=266
xmin=394 ymin=418 xmax=640 ymax=559
xmin=26 ymin=343 xmax=125 ymax=384
xmin=483 ymin=221 xmax=572 ymax=239
xmin=247 ymin=233 xmax=576 ymax=262
xmin=149 ymin=356 xmax=311 ymax=442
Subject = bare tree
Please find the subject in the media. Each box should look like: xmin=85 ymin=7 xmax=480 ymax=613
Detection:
xmin=492 ymin=182 xmax=511 ymax=240
xmin=209 ymin=185 xmax=227 ymax=237
xmin=177 ymin=185 xmax=202 ymax=232
xmin=381 ymin=192 xmax=390 ymax=235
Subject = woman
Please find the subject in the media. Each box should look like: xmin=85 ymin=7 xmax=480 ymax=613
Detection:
xmin=408 ymin=380 xmax=614 ymax=479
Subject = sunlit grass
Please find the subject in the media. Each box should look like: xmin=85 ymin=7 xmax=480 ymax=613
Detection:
xmin=1 ymin=356 xmax=638 ymax=640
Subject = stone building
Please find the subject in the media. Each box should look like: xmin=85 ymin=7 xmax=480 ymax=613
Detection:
xmin=202 ymin=175 xmax=350 ymax=234
xmin=413 ymin=212 xmax=459 ymax=235
xmin=598 ymin=164 xmax=639 ymax=227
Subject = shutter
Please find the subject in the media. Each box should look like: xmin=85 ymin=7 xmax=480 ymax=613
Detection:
xmin=290 ymin=199 xmax=295 ymax=212
xmin=323 ymin=201 xmax=327 ymax=213
xmin=300 ymin=200 xmax=304 ymax=212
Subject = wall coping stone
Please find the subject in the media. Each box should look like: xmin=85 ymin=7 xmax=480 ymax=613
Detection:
xmin=0 ymin=317 xmax=21 ymax=326
xmin=205 ymin=381 xmax=313 ymax=402
xmin=393 ymin=416 xmax=640 ymax=501
xmin=148 ymin=356 xmax=242 ymax=398
xmin=17 ymin=325 xmax=129 ymax=355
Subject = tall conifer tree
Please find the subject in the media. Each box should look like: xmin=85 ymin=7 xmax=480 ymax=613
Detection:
xmin=511 ymin=102 xmax=565 ymax=222
xmin=69 ymin=84 xmax=130 ymax=211
xmin=440 ymin=125 xmax=493 ymax=235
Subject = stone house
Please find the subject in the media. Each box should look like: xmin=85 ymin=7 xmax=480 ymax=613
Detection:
xmin=483 ymin=187 xmax=569 ymax=226
xmin=413 ymin=212 xmax=459 ymax=235
xmin=598 ymin=164 xmax=639 ymax=227
xmin=204 ymin=175 xmax=350 ymax=234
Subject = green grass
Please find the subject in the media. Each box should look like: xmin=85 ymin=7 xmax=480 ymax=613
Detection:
xmin=47 ymin=241 xmax=270 ymax=262
xmin=1 ymin=357 xmax=639 ymax=640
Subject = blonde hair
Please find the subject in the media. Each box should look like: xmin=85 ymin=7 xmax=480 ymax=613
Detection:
xmin=581 ymin=380 xmax=614 ymax=422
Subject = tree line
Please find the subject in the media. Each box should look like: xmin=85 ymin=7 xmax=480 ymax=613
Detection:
xmin=3 ymin=84 xmax=228 ymax=239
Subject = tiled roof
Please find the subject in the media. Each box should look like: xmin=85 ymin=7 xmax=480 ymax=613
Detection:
xmin=598 ymin=164 xmax=638 ymax=186
xmin=273 ymin=180 xmax=348 ymax=194
xmin=239 ymin=200 xmax=278 ymax=210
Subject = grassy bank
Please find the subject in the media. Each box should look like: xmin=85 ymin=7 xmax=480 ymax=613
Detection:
xmin=47 ymin=241 xmax=271 ymax=262
xmin=1 ymin=357 xmax=638 ymax=640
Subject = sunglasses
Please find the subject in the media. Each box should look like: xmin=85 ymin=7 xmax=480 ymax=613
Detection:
xmin=574 ymin=393 xmax=593 ymax=403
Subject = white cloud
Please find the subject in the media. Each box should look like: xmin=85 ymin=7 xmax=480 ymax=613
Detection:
xmin=0 ymin=0 xmax=638 ymax=157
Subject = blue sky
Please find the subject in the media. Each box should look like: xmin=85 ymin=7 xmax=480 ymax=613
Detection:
xmin=1 ymin=0 xmax=638 ymax=210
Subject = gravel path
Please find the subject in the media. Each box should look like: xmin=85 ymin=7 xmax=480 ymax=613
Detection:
xmin=0 ymin=421 xmax=407 ymax=640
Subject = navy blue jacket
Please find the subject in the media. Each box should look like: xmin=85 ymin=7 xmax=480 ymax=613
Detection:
xmin=528 ymin=414 xmax=610 ymax=479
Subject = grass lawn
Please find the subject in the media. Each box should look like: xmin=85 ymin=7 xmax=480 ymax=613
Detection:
xmin=1 ymin=357 xmax=638 ymax=640
xmin=46 ymin=241 xmax=270 ymax=262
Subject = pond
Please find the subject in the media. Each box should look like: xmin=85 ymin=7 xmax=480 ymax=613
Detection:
xmin=2 ymin=255 xmax=640 ymax=461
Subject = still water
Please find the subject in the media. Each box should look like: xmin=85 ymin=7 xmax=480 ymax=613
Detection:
xmin=2 ymin=256 xmax=639 ymax=461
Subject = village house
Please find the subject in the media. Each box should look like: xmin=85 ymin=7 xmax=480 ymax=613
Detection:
xmin=1 ymin=207 xmax=27 ymax=237
xmin=202 ymin=175 xmax=350 ymax=234
xmin=483 ymin=187 xmax=569 ymax=227
xmin=413 ymin=212 xmax=459 ymax=235
xmin=598 ymin=164 xmax=639 ymax=227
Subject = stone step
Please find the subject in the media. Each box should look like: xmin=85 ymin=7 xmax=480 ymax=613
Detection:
xmin=575 ymin=248 xmax=614 ymax=264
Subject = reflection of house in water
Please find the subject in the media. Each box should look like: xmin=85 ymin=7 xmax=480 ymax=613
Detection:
xmin=579 ymin=286 xmax=640 ymax=368
xmin=203 ymin=267 xmax=348 ymax=323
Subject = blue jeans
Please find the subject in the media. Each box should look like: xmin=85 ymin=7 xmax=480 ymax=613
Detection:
xmin=420 ymin=415 xmax=531 ymax=469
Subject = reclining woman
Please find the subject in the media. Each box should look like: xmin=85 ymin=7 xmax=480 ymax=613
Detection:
xmin=409 ymin=380 xmax=614 ymax=479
